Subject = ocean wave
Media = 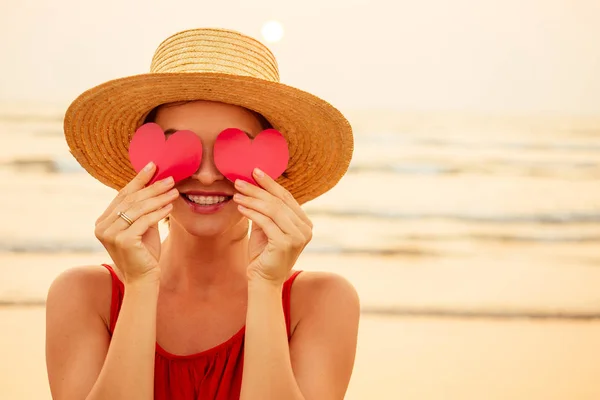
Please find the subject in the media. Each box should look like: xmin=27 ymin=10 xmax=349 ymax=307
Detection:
xmin=354 ymin=132 xmax=600 ymax=152
xmin=0 ymin=240 xmax=105 ymax=253
xmin=305 ymin=209 xmax=600 ymax=224
xmin=349 ymin=163 xmax=457 ymax=175
xmin=411 ymin=139 xmax=600 ymax=152
xmin=1 ymin=231 xmax=598 ymax=255
xmin=359 ymin=307 xmax=600 ymax=320
xmin=392 ymin=138 xmax=600 ymax=152
xmin=349 ymin=161 xmax=599 ymax=176
xmin=4 ymin=122 xmax=600 ymax=153
xmin=1 ymin=158 xmax=84 ymax=173
xmin=403 ymin=233 xmax=600 ymax=243
xmin=0 ymin=114 xmax=63 ymax=123
xmin=4 ymin=155 xmax=598 ymax=179
xmin=0 ymin=239 xmax=434 ymax=257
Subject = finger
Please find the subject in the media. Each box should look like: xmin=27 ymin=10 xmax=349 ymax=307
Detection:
xmin=124 ymin=161 xmax=161 ymax=193
xmin=234 ymin=175 xmax=312 ymax=237
xmin=102 ymin=188 xmax=179 ymax=234
xmin=125 ymin=203 xmax=174 ymax=237
xmin=108 ymin=180 xmax=177 ymax=225
xmin=97 ymin=162 xmax=158 ymax=222
xmin=234 ymin=193 xmax=303 ymax=236
xmin=104 ymin=202 xmax=173 ymax=243
xmin=237 ymin=204 xmax=286 ymax=240
xmin=99 ymin=175 xmax=175 ymax=225
xmin=236 ymin=169 xmax=312 ymax=227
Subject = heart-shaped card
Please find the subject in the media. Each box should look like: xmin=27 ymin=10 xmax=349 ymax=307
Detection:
xmin=128 ymin=123 xmax=203 ymax=185
xmin=214 ymin=128 xmax=289 ymax=185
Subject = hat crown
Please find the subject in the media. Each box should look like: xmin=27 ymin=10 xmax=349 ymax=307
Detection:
xmin=150 ymin=28 xmax=280 ymax=82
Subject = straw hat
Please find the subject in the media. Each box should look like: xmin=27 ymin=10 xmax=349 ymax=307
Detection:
xmin=63 ymin=27 xmax=353 ymax=204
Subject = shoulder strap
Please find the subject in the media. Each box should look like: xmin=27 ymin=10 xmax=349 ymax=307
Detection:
xmin=102 ymin=264 xmax=302 ymax=338
xmin=282 ymin=270 xmax=303 ymax=338
xmin=101 ymin=264 xmax=124 ymax=334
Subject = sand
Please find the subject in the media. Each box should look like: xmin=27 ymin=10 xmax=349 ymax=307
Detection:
xmin=2 ymin=308 xmax=600 ymax=400
xmin=2 ymin=251 xmax=600 ymax=399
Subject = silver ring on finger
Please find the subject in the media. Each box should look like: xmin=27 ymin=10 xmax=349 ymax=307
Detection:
xmin=117 ymin=211 xmax=134 ymax=226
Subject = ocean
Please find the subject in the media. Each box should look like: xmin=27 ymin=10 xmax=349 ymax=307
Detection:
xmin=1 ymin=108 xmax=600 ymax=317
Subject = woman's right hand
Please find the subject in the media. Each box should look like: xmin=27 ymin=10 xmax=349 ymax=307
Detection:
xmin=94 ymin=162 xmax=179 ymax=284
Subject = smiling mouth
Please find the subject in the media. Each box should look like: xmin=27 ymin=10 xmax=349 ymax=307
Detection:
xmin=181 ymin=193 xmax=233 ymax=206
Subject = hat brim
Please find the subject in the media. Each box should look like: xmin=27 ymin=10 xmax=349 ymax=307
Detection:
xmin=64 ymin=72 xmax=353 ymax=204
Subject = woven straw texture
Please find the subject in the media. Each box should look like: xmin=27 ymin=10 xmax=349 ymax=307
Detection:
xmin=63 ymin=28 xmax=353 ymax=204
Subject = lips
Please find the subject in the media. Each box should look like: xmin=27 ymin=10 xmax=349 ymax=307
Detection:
xmin=182 ymin=193 xmax=231 ymax=205
xmin=179 ymin=191 xmax=233 ymax=214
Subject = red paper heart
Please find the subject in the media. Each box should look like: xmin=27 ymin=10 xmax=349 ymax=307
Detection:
xmin=128 ymin=123 xmax=203 ymax=185
xmin=214 ymin=128 xmax=289 ymax=185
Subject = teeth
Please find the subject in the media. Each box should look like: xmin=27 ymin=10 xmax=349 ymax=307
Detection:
xmin=186 ymin=195 xmax=227 ymax=205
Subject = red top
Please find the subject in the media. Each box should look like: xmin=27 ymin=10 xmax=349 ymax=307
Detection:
xmin=102 ymin=264 xmax=302 ymax=400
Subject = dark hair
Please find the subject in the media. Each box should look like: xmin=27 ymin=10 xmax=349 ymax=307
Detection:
xmin=144 ymin=102 xmax=273 ymax=131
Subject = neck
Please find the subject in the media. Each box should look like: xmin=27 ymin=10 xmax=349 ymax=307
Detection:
xmin=159 ymin=219 xmax=249 ymax=294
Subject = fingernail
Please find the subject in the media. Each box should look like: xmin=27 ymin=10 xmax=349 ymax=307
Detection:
xmin=144 ymin=162 xmax=154 ymax=171
xmin=161 ymin=176 xmax=174 ymax=186
xmin=235 ymin=179 xmax=246 ymax=187
xmin=254 ymin=168 xmax=264 ymax=178
xmin=234 ymin=193 xmax=244 ymax=201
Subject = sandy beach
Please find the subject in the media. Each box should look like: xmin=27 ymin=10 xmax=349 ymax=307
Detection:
xmin=2 ymin=307 xmax=600 ymax=400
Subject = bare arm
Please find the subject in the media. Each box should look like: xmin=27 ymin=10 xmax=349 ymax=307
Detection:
xmin=45 ymin=266 xmax=160 ymax=400
xmin=234 ymin=170 xmax=360 ymax=399
xmin=46 ymin=163 xmax=176 ymax=399
xmin=240 ymin=272 xmax=360 ymax=400
xmin=288 ymin=273 xmax=360 ymax=399
xmin=241 ymin=277 xmax=304 ymax=400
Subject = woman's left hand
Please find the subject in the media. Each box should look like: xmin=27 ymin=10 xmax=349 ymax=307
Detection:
xmin=233 ymin=168 xmax=313 ymax=285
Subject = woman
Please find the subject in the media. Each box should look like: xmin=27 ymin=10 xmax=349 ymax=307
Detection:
xmin=45 ymin=28 xmax=359 ymax=400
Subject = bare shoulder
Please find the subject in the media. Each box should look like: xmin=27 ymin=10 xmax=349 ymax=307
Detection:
xmin=289 ymin=270 xmax=360 ymax=334
xmin=291 ymin=270 xmax=359 ymax=302
xmin=46 ymin=265 xmax=114 ymax=328
xmin=287 ymin=271 xmax=360 ymax=399
xmin=46 ymin=265 xmax=114 ymax=399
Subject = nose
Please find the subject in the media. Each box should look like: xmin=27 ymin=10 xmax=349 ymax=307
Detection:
xmin=190 ymin=144 xmax=224 ymax=185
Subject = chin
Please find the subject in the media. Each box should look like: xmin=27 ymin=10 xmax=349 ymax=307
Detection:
xmin=186 ymin=221 xmax=233 ymax=238
xmin=169 ymin=202 xmax=246 ymax=238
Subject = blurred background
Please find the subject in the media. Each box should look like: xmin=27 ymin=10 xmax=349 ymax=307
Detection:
xmin=1 ymin=0 xmax=600 ymax=399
